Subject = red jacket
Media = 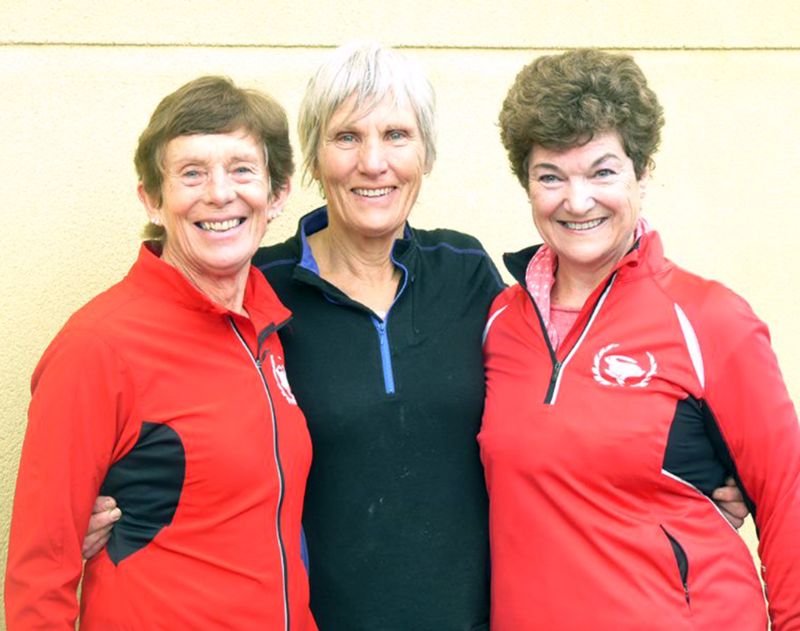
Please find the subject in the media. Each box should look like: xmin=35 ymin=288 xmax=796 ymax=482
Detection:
xmin=480 ymin=231 xmax=800 ymax=630
xmin=6 ymin=243 xmax=316 ymax=631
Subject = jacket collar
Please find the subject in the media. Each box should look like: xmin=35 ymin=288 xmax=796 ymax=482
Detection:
xmin=127 ymin=241 xmax=292 ymax=334
xmin=503 ymin=244 xmax=544 ymax=286
xmin=292 ymin=205 xmax=418 ymax=273
xmin=286 ymin=206 xmax=417 ymax=310
xmin=503 ymin=230 xmax=665 ymax=287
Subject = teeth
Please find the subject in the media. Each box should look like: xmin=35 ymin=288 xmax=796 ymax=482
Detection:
xmin=562 ymin=218 xmax=605 ymax=231
xmin=199 ymin=218 xmax=242 ymax=232
xmin=353 ymin=187 xmax=393 ymax=198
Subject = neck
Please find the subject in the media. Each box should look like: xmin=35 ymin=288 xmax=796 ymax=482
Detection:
xmin=162 ymin=252 xmax=249 ymax=315
xmin=310 ymin=221 xmax=400 ymax=280
xmin=551 ymin=233 xmax=637 ymax=308
xmin=551 ymin=259 xmax=617 ymax=309
xmin=307 ymin=223 xmax=402 ymax=313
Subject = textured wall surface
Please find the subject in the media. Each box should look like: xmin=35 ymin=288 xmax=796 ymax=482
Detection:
xmin=2 ymin=1 xmax=799 ymax=626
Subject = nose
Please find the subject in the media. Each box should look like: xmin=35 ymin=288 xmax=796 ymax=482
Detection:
xmin=564 ymin=179 xmax=596 ymax=214
xmin=358 ymin=137 xmax=388 ymax=175
xmin=205 ymin=166 xmax=236 ymax=206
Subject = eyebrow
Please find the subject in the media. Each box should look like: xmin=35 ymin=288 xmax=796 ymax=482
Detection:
xmin=172 ymin=153 xmax=262 ymax=167
xmin=531 ymin=152 xmax=623 ymax=171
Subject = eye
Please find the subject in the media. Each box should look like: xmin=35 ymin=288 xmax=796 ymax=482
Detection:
xmin=594 ymin=168 xmax=616 ymax=178
xmin=387 ymin=129 xmax=408 ymax=142
xmin=231 ymin=165 xmax=259 ymax=182
xmin=179 ymin=168 xmax=206 ymax=185
xmin=537 ymin=173 xmax=562 ymax=185
xmin=336 ymin=133 xmax=358 ymax=144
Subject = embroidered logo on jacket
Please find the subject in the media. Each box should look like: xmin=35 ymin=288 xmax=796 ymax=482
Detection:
xmin=592 ymin=344 xmax=657 ymax=387
xmin=270 ymin=354 xmax=297 ymax=405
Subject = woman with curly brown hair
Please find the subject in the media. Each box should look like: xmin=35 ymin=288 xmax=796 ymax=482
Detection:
xmin=480 ymin=49 xmax=800 ymax=630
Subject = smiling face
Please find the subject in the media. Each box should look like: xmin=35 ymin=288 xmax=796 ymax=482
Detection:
xmin=527 ymin=131 xmax=648 ymax=285
xmin=315 ymin=93 xmax=427 ymax=242
xmin=139 ymin=129 xmax=288 ymax=287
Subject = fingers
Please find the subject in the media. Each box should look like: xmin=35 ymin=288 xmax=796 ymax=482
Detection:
xmin=712 ymin=486 xmax=740 ymax=502
xmin=82 ymin=504 xmax=122 ymax=560
xmin=717 ymin=506 xmax=745 ymax=530
xmin=712 ymin=477 xmax=744 ymax=503
xmin=92 ymin=496 xmax=117 ymax=514
xmin=82 ymin=528 xmax=112 ymax=559
xmin=711 ymin=478 xmax=749 ymax=529
xmin=717 ymin=499 xmax=749 ymax=521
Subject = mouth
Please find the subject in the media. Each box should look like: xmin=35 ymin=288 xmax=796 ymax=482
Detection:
xmin=196 ymin=218 xmax=246 ymax=232
xmin=558 ymin=217 xmax=607 ymax=231
xmin=352 ymin=187 xmax=395 ymax=199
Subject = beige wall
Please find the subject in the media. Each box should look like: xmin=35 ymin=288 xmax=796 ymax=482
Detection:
xmin=2 ymin=1 xmax=799 ymax=625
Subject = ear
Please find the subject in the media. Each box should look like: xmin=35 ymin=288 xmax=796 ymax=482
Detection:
xmin=266 ymin=179 xmax=292 ymax=221
xmin=137 ymin=182 xmax=161 ymax=220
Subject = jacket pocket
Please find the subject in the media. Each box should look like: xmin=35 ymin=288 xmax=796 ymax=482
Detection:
xmin=660 ymin=525 xmax=690 ymax=606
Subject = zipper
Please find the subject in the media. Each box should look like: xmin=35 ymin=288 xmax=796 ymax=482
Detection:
xmin=545 ymin=360 xmax=563 ymax=401
xmin=372 ymin=317 xmax=396 ymax=395
xmin=369 ymin=255 xmax=409 ymax=396
xmin=660 ymin=525 xmax=691 ymax=607
xmin=299 ymin=246 xmax=409 ymax=399
xmin=537 ymin=273 xmax=618 ymax=404
xmin=228 ymin=317 xmax=290 ymax=631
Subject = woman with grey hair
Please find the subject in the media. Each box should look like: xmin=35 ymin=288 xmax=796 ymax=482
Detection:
xmin=255 ymin=41 xmax=502 ymax=629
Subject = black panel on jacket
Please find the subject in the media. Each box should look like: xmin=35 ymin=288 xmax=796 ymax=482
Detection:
xmin=699 ymin=400 xmax=758 ymax=521
xmin=100 ymin=422 xmax=186 ymax=565
xmin=663 ymin=396 xmax=755 ymax=520
xmin=664 ymin=396 xmax=729 ymax=495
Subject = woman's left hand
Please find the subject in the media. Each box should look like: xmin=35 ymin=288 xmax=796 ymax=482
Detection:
xmin=713 ymin=477 xmax=749 ymax=529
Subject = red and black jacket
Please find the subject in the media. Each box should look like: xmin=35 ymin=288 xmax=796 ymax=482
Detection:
xmin=480 ymin=230 xmax=800 ymax=630
xmin=6 ymin=244 xmax=316 ymax=631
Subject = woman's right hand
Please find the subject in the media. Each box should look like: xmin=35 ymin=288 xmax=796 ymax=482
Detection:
xmin=82 ymin=496 xmax=121 ymax=559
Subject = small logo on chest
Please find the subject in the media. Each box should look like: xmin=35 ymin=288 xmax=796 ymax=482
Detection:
xmin=592 ymin=343 xmax=658 ymax=387
xmin=270 ymin=354 xmax=298 ymax=405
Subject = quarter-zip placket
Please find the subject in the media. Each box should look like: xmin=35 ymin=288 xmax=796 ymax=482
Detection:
xmin=369 ymin=256 xmax=410 ymax=396
xmin=372 ymin=316 xmax=396 ymax=395
xmin=533 ymin=274 xmax=617 ymax=404
xmin=228 ymin=317 xmax=290 ymax=631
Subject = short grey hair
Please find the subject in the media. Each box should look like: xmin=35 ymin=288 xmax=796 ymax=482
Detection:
xmin=298 ymin=41 xmax=437 ymax=185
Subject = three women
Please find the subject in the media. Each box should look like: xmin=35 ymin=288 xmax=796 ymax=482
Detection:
xmin=9 ymin=44 xmax=785 ymax=631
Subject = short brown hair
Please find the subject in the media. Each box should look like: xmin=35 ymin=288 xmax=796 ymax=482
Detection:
xmin=135 ymin=76 xmax=294 ymax=239
xmin=499 ymin=49 xmax=664 ymax=188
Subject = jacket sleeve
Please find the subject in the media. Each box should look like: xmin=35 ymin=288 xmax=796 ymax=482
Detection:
xmin=701 ymin=289 xmax=800 ymax=630
xmin=4 ymin=330 xmax=133 ymax=630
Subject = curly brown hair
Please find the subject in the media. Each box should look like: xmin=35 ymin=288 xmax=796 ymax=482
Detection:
xmin=135 ymin=76 xmax=294 ymax=240
xmin=499 ymin=49 xmax=664 ymax=188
